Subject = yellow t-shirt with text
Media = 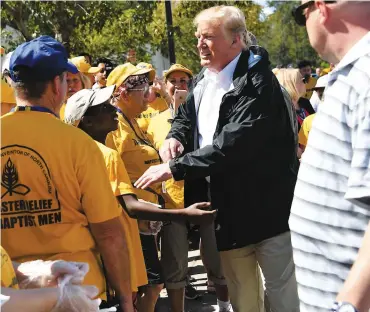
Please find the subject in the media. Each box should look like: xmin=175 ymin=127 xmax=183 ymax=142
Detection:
xmin=106 ymin=112 xmax=162 ymax=205
xmin=147 ymin=109 xmax=184 ymax=209
xmin=298 ymin=113 xmax=316 ymax=147
xmin=136 ymin=97 xmax=168 ymax=134
xmin=95 ymin=141 xmax=147 ymax=291
xmin=1 ymin=110 xmax=120 ymax=297
xmin=1 ymin=246 xmax=18 ymax=289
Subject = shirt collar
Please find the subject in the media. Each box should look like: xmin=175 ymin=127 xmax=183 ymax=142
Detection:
xmin=204 ymin=52 xmax=241 ymax=84
xmin=331 ymin=31 xmax=370 ymax=76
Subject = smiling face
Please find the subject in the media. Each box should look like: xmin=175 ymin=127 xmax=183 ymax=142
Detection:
xmin=67 ymin=72 xmax=83 ymax=98
xmin=95 ymin=63 xmax=107 ymax=86
xmin=195 ymin=20 xmax=237 ymax=73
xmin=165 ymin=71 xmax=190 ymax=99
xmin=79 ymin=102 xmax=118 ymax=141
xmin=119 ymin=82 xmax=150 ymax=117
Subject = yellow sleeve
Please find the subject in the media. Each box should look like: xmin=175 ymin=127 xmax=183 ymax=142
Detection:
xmin=1 ymin=246 xmax=18 ymax=289
xmin=108 ymin=150 xmax=136 ymax=197
xmin=298 ymin=119 xmax=309 ymax=146
xmin=105 ymin=131 xmax=118 ymax=151
xmin=78 ymin=140 xmax=121 ymax=223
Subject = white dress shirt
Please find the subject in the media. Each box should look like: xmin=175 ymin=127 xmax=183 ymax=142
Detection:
xmin=197 ymin=53 xmax=241 ymax=148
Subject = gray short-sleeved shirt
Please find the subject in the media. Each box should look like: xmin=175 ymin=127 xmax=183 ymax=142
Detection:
xmin=289 ymin=32 xmax=370 ymax=311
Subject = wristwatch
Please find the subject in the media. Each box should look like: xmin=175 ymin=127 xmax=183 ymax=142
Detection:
xmin=331 ymin=302 xmax=359 ymax=312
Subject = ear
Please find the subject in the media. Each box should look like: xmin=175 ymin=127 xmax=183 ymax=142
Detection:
xmin=120 ymin=89 xmax=130 ymax=102
xmin=316 ymin=1 xmax=330 ymax=25
xmin=232 ymin=33 xmax=242 ymax=46
xmin=51 ymin=74 xmax=61 ymax=95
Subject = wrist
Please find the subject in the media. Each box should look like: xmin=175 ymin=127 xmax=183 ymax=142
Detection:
xmin=119 ymin=293 xmax=133 ymax=303
xmin=44 ymin=287 xmax=60 ymax=312
xmin=332 ymin=302 xmax=359 ymax=312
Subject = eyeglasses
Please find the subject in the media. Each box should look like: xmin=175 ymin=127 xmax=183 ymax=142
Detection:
xmin=292 ymin=1 xmax=336 ymax=26
xmin=129 ymin=85 xmax=150 ymax=97
xmin=168 ymin=79 xmax=190 ymax=85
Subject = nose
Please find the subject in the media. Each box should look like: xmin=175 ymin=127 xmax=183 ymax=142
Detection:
xmin=197 ymin=37 xmax=205 ymax=49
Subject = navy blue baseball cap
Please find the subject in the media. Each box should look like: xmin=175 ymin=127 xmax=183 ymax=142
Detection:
xmin=9 ymin=35 xmax=78 ymax=82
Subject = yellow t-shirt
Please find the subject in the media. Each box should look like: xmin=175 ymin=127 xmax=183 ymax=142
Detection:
xmin=1 ymin=110 xmax=120 ymax=297
xmin=95 ymin=141 xmax=147 ymax=291
xmin=1 ymin=246 xmax=18 ymax=289
xmin=1 ymin=79 xmax=16 ymax=116
xmin=298 ymin=113 xmax=316 ymax=147
xmin=136 ymin=97 xmax=168 ymax=134
xmin=106 ymin=112 xmax=162 ymax=205
xmin=59 ymin=103 xmax=66 ymax=121
xmin=303 ymin=76 xmax=317 ymax=100
xmin=147 ymin=109 xmax=184 ymax=209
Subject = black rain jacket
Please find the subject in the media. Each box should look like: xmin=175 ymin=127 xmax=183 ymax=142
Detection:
xmin=168 ymin=46 xmax=299 ymax=251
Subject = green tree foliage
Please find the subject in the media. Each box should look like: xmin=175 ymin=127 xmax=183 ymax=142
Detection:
xmin=1 ymin=1 xmax=157 ymax=63
xmin=149 ymin=1 xmax=266 ymax=73
xmin=1 ymin=0 xmax=322 ymax=71
xmin=259 ymin=1 xmax=322 ymax=67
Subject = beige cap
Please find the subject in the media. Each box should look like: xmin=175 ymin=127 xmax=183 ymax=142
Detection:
xmin=64 ymin=85 xmax=115 ymax=126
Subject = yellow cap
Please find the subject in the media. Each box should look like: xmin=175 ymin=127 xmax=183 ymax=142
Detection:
xmin=70 ymin=56 xmax=100 ymax=75
xmin=136 ymin=62 xmax=156 ymax=82
xmin=1 ymin=79 xmax=16 ymax=104
xmin=164 ymin=64 xmax=193 ymax=79
xmin=106 ymin=63 xmax=152 ymax=89
xmin=0 ymin=47 xmax=5 ymax=55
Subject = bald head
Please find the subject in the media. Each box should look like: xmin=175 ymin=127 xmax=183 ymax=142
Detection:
xmin=304 ymin=0 xmax=370 ymax=63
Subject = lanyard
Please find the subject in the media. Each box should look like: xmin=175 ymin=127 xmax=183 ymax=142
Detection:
xmin=11 ymin=106 xmax=58 ymax=118
xmin=116 ymin=109 xmax=162 ymax=162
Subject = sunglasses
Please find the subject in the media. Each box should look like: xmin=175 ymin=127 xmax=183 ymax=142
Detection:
xmin=292 ymin=1 xmax=336 ymax=26
xmin=129 ymin=85 xmax=150 ymax=97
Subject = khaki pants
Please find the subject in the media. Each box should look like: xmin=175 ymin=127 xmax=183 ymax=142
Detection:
xmin=220 ymin=231 xmax=299 ymax=312
xmin=161 ymin=220 xmax=226 ymax=289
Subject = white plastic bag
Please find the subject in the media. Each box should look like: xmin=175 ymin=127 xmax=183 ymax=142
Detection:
xmin=51 ymin=275 xmax=101 ymax=312
xmin=18 ymin=260 xmax=89 ymax=288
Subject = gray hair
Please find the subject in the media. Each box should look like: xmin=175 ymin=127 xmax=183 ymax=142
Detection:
xmin=194 ymin=6 xmax=251 ymax=49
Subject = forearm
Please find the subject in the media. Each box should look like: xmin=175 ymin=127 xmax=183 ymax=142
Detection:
xmin=336 ymin=221 xmax=370 ymax=311
xmin=99 ymin=237 xmax=131 ymax=299
xmin=120 ymin=195 xmax=187 ymax=221
xmin=1 ymin=287 xmax=58 ymax=312
xmin=91 ymin=218 xmax=133 ymax=308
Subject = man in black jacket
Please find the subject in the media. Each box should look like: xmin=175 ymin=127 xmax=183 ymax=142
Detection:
xmin=136 ymin=5 xmax=299 ymax=312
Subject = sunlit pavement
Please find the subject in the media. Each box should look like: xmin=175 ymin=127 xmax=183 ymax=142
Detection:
xmin=156 ymin=249 xmax=220 ymax=312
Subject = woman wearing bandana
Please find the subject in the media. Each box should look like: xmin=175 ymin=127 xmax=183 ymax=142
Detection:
xmin=105 ymin=63 xmax=165 ymax=312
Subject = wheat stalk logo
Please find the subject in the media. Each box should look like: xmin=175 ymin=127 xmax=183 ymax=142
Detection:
xmin=1 ymin=158 xmax=31 ymax=199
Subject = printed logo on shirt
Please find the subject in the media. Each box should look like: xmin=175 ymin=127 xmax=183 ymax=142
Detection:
xmin=1 ymin=145 xmax=61 ymax=229
xmin=1 ymin=158 xmax=31 ymax=198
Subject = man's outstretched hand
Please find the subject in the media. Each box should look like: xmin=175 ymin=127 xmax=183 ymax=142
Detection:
xmin=160 ymin=138 xmax=184 ymax=163
xmin=134 ymin=163 xmax=173 ymax=189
